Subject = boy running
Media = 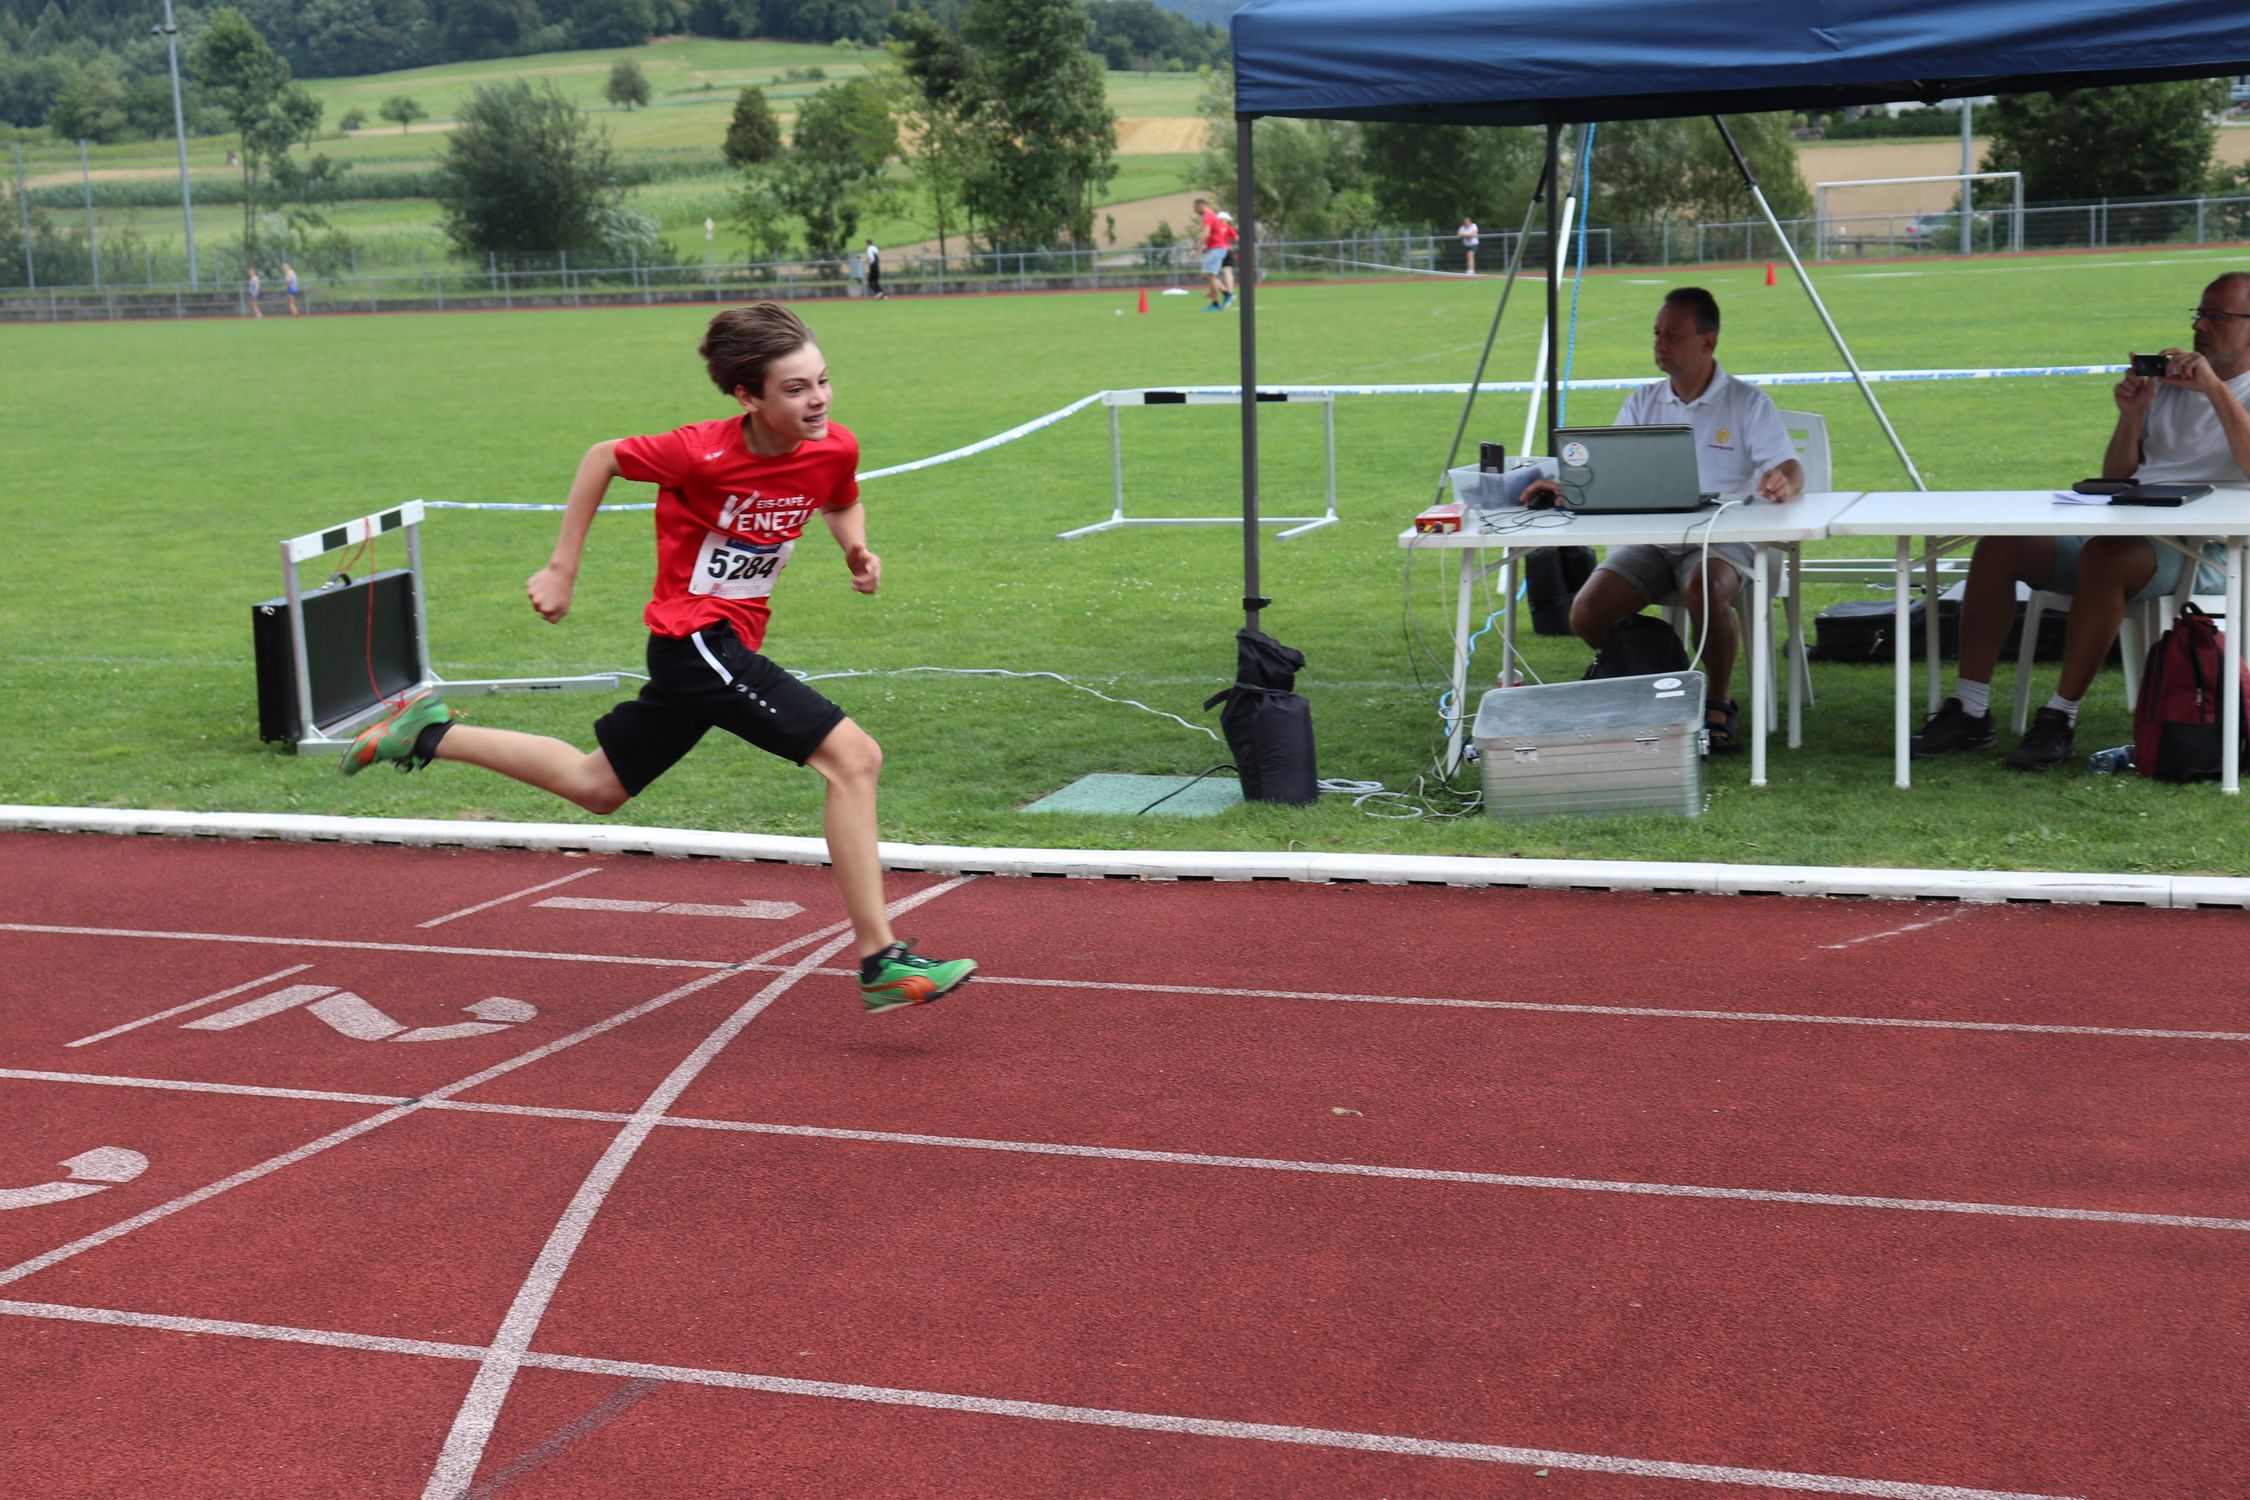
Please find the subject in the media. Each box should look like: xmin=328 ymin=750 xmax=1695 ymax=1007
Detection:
xmin=341 ymin=303 xmax=975 ymax=1014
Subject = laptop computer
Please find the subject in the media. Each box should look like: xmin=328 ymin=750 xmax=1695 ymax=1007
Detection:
xmin=1552 ymin=425 xmax=1746 ymax=514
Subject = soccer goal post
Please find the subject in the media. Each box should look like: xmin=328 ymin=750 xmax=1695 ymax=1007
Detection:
xmin=1813 ymin=171 xmax=2023 ymax=259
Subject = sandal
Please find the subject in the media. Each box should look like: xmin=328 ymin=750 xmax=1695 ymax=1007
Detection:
xmin=1704 ymin=699 xmax=1741 ymax=754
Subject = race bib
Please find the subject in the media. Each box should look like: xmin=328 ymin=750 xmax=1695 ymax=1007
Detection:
xmin=689 ymin=533 xmax=794 ymax=599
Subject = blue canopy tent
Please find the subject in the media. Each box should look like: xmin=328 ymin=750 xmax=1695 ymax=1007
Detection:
xmin=1221 ymin=0 xmax=2250 ymax=631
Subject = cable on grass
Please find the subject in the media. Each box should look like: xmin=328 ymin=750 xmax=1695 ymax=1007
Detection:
xmin=1137 ymin=764 xmax=1237 ymax=814
xmin=790 ymin=665 xmax=1220 ymax=741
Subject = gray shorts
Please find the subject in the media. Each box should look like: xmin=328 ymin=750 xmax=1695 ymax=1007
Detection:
xmin=2047 ymin=534 xmax=2226 ymax=604
xmin=1595 ymin=542 xmax=1758 ymax=605
xmin=1201 ymin=247 xmax=1227 ymax=276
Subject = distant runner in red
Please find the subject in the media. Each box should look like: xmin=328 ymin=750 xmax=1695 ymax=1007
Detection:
xmin=341 ymin=302 xmax=976 ymax=1014
xmin=1194 ymin=195 xmax=1231 ymax=311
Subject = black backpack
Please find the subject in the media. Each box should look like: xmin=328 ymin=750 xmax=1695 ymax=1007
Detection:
xmin=1584 ymin=613 xmax=1689 ymax=680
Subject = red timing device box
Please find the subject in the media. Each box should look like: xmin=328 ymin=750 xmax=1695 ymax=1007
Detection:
xmin=1414 ymin=503 xmax=1464 ymax=534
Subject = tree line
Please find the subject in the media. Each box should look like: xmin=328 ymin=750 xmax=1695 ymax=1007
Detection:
xmin=0 ymin=0 xmax=1219 ymax=132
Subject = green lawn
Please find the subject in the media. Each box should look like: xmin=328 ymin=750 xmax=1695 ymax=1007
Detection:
xmin=5 ymin=249 xmax=2245 ymax=873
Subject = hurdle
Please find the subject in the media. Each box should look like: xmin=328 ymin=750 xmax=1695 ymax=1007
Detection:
xmin=1057 ymin=388 xmax=1340 ymax=541
xmin=262 ymin=501 xmax=619 ymax=755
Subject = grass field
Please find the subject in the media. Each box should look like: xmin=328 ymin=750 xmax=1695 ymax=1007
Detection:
xmin=6 ymin=247 xmax=2247 ymax=873
xmin=12 ymin=39 xmax=1214 ymax=272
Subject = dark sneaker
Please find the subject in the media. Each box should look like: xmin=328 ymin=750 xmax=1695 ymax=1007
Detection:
xmin=2005 ymin=706 xmax=2077 ymax=772
xmin=859 ymin=940 xmax=976 ymax=1014
xmin=1910 ymin=697 xmax=1996 ymax=758
xmin=339 ymin=693 xmax=457 ymax=777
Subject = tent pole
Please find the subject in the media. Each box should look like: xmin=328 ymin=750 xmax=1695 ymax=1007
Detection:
xmin=1235 ymin=113 xmax=1267 ymax=630
xmin=1710 ymin=114 xmax=1927 ymax=490
xmin=1523 ymin=185 xmax=1578 ymax=454
xmin=1543 ymin=120 xmax=1561 ymax=460
xmin=1430 ymin=159 xmax=1553 ymax=505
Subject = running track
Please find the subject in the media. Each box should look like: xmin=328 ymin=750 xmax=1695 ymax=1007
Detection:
xmin=2 ymin=828 xmax=2245 ymax=1498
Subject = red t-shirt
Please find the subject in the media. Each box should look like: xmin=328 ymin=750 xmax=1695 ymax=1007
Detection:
xmin=1202 ymin=208 xmax=1226 ymax=250
xmin=612 ymin=416 xmax=860 ymax=648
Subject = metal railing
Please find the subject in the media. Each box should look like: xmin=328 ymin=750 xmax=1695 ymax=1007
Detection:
xmin=7 ymin=192 xmax=2248 ymax=321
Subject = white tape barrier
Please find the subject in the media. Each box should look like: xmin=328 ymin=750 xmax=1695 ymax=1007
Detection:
xmin=5 ymin=805 xmax=2249 ymax=909
xmin=420 ymin=368 xmax=2128 ymax=513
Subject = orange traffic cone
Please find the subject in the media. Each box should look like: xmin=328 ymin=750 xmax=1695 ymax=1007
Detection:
xmin=1137 ymin=287 xmax=1149 ymax=314
xmin=1764 ymin=263 xmax=1776 ymax=286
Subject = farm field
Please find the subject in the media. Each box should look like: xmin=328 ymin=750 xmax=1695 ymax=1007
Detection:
xmin=5 ymin=247 xmax=2248 ymax=872
xmin=10 ymin=39 xmax=1215 ymax=270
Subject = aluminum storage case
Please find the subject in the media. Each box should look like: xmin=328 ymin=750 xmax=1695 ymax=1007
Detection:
xmin=1472 ymin=671 xmax=1705 ymax=820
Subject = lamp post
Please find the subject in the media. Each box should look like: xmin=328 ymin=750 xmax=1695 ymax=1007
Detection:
xmin=154 ymin=0 xmax=197 ymax=288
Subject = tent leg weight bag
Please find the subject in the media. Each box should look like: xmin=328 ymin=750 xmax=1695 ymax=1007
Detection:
xmin=1205 ymin=628 xmax=1319 ymax=804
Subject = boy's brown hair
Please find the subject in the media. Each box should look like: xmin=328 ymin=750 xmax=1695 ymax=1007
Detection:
xmin=700 ymin=303 xmax=816 ymax=398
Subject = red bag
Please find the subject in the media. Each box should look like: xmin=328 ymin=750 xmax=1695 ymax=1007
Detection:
xmin=2133 ymin=603 xmax=2250 ymax=781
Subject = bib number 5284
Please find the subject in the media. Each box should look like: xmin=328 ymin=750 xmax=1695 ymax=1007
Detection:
xmin=690 ymin=534 xmax=793 ymax=599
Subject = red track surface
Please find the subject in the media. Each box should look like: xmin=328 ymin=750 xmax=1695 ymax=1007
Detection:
xmin=3 ymin=828 xmax=2246 ymax=1498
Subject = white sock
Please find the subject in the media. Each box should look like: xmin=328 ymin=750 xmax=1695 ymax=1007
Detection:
xmin=1954 ymin=679 xmax=1990 ymax=718
xmin=2045 ymin=693 xmax=2081 ymax=725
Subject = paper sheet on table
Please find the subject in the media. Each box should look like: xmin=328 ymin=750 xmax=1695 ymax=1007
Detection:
xmin=2052 ymin=490 xmax=2113 ymax=505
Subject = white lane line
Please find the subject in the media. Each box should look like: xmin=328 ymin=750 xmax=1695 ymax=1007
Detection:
xmin=528 ymin=1351 xmax=2082 ymax=1500
xmin=420 ymin=873 xmax=978 ymax=1500
xmin=0 ymin=930 xmax=824 ymax=1289
xmin=11 ymin=921 xmax=2239 ymax=1044
xmin=1 ymin=1068 xmax=407 ymax=1107
xmin=536 ymin=897 xmax=805 ymax=920
xmin=0 ymin=1298 xmax=2081 ymax=1499
xmin=11 ymin=1076 xmax=2238 ymax=1234
xmin=0 ymin=922 xmax=728 ymax=969
xmin=0 ymin=1297 xmax=485 ymax=1361
xmin=419 ymin=869 xmax=604 ymax=929
xmin=65 ymin=964 xmax=315 ymax=1047
xmin=637 ymin=1118 xmax=2250 ymax=1235
xmin=1819 ymin=908 xmax=1974 ymax=950
xmin=744 ymin=965 xmax=2250 ymax=1045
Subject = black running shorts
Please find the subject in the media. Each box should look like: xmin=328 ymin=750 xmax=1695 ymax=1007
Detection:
xmin=593 ymin=623 xmax=846 ymax=796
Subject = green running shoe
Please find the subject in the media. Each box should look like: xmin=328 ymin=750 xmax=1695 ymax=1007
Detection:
xmin=859 ymin=940 xmax=976 ymax=1014
xmin=339 ymin=693 xmax=457 ymax=777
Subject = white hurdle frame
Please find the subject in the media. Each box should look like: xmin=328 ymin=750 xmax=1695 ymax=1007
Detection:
xmin=1058 ymin=389 xmax=1339 ymax=541
xmin=278 ymin=501 xmax=619 ymax=756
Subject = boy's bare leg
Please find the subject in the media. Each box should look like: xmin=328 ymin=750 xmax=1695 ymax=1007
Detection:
xmin=806 ymin=719 xmax=894 ymax=960
xmin=433 ymin=725 xmax=631 ymax=815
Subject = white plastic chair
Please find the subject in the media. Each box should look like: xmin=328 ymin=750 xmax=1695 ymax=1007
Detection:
xmin=1663 ymin=409 xmax=1827 ymax=739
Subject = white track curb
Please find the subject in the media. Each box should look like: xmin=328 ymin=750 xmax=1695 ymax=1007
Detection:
xmin=4 ymin=804 xmax=2244 ymax=909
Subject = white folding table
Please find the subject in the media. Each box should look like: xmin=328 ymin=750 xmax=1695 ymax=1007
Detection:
xmin=1399 ymin=490 xmax=1865 ymax=788
xmin=1828 ymin=487 xmax=2250 ymax=791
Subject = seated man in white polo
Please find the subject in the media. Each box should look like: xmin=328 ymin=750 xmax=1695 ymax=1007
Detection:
xmin=1524 ymin=286 xmax=1804 ymax=751
xmin=1913 ymin=270 xmax=2250 ymax=770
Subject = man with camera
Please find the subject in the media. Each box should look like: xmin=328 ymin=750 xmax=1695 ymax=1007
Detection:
xmin=1913 ymin=271 xmax=2250 ymax=770
xmin=1521 ymin=286 xmax=1805 ymax=752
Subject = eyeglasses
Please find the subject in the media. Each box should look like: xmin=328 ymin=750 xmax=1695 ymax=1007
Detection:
xmin=2190 ymin=306 xmax=2250 ymax=323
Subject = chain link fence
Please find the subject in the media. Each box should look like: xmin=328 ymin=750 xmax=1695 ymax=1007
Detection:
xmin=6 ymin=192 xmax=2248 ymax=322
